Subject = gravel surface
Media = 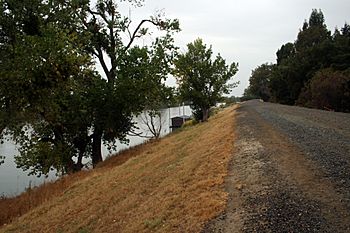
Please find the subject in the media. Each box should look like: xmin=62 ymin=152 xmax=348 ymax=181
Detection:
xmin=203 ymin=100 xmax=350 ymax=233
xmin=255 ymin=101 xmax=350 ymax=194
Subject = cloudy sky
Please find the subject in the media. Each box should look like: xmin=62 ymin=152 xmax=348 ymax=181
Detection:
xmin=121 ymin=0 xmax=350 ymax=96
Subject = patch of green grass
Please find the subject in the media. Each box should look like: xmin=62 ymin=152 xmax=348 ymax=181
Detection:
xmin=144 ymin=217 xmax=164 ymax=229
xmin=77 ymin=227 xmax=90 ymax=233
xmin=182 ymin=119 xmax=198 ymax=128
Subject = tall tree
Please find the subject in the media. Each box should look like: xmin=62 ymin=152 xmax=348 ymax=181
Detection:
xmin=292 ymin=9 xmax=332 ymax=97
xmin=332 ymin=23 xmax=350 ymax=70
xmin=0 ymin=0 xmax=179 ymax=175
xmin=173 ymin=38 xmax=238 ymax=121
xmin=268 ymin=9 xmax=332 ymax=104
xmin=0 ymin=0 xmax=96 ymax=174
xmin=245 ymin=9 xmax=350 ymax=113
xmin=276 ymin=42 xmax=295 ymax=65
xmin=244 ymin=63 xmax=274 ymax=101
xmin=73 ymin=0 xmax=179 ymax=165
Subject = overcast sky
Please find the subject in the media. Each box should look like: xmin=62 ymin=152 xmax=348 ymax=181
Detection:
xmin=120 ymin=0 xmax=350 ymax=96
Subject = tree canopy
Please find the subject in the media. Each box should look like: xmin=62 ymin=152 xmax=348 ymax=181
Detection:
xmin=243 ymin=63 xmax=274 ymax=102
xmin=0 ymin=0 xmax=179 ymax=175
xmin=243 ymin=9 xmax=350 ymax=112
xmin=173 ymin=38 xmax=238 ymax=121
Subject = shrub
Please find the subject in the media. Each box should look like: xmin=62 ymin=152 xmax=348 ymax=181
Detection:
xmin=298 ymin=68 xmax=350 ymax=112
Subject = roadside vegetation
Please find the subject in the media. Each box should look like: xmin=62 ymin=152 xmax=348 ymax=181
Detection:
xmin=243 ymin=9 xmax=350 ymax=113
xmin=173 ymin=38 xmax=238 ymax=122
xmin=0 ymin=106 xmax=236 ymax=233
xmin=0 ymin=0 xmax=237 ymax=176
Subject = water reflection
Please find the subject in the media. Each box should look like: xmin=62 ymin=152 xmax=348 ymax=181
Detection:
xmin=0 ymin=106 xmax=191 ymax=196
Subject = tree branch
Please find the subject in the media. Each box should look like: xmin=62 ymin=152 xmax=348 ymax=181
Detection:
xmin=124 ymin=19 xmax=159 ymax=51
xmin=96 ymin=47 xmax=110 ymax=80
xmin=127 ymin=128 xmax=153 ymax=138
xmin=109 ymin=10 xmax=117 ymax=78
xmin=88 ymin=9 xmax=108 ymax=25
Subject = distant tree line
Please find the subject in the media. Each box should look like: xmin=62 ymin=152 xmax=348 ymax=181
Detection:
xmin=243 ymin=9 xmax=350 ymax=112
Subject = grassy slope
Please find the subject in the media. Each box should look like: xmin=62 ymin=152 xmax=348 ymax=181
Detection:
xmin=1 ymin=106 xmax=236 ymax=233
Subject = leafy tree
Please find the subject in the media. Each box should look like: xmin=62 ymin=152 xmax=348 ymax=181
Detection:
xmin=332 ymin=23 xmax=350 ymax=70
xmin=0 ymin=0 xmax=96 ymax=174
xmin=244 ymin=63 xmax=274 ymax=101
xmin=288 ymin=9 xmax=332 ymax=103
xmin=268 ymin=9 xmax=333 ymax=104
xmin=276 ymin=42 xmax=295 ymax=65
xmin=173 ymin=38 xmax=238 ymax=121
xmin=0 ymin=0 xmax=179 ymax=175
xmin=73 ymin=0 xmax=179 ymax=165
xmin=243 ymin=9 xmax=350 ymax=113
xmin=240 ymin=89 xmax=258 ymax=102
xmin=298 ymin=68 xmax=350 ymax=112
xmin=295 ymin=9 xmax=331 ymax=52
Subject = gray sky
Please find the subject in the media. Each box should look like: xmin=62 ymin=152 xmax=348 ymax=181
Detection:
xmin=121 ymin=0 xmax=350 ymax=96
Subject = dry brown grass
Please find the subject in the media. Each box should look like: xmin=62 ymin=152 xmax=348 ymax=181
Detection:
xmin=0 ymin=105 xmax=237 ymax=233
xmin=0 ymin=141 xmax=154 ymax=227
xmin=0 ymin=171 xmax=90 ymax=227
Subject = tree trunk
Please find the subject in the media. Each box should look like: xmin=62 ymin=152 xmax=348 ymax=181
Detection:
xmin=66 ymin=159 xmax=75 ymax=174
xmin=0 ymin=126 xmax=4 ymax=135
xmin=202 ymin=108 xmax=209 ymax=122
xmin=66 ymin=159 xmax=82 ymax=174
xmin=74 ymin=137 xmax=87 ymax=171
xmin=92 ymin=131 xmax=103 ymax=168
xmin=76 ymin=151 xmax=84 ymax=171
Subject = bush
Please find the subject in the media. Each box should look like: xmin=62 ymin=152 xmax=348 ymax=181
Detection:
xmin=298 ymin=68 xmax=350 ymax=112
xmin=181 ymin=119 xmax=198 ymax=128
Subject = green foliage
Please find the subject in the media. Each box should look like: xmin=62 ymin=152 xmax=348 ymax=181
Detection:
xmin=0 ymin=0 xmax=95 ymax=174
xmin=279 ymin=9 xmax=333 ymax=103
xmin=276 ymin=42 xmax=295 ymax=65
xmin=144 ymin=217 xmax=164 ymax=230
xmin=297 ymin=69 xmax=350 ymax=112
xmin=0 ymin=0 xmax=179 ymax=175
xmin=244 ymin=9 xmax=350 ymax=112
xmin=221 ymin=95 xmax=239 ymax=105
xmin=181 ymin=119 xmax=197 ymax=128
xmin=74 ymin=0 xmax=179 ymax=165
xmin=243 ymin=63 xmax=274 ymax=101
xmin=173 ymin=38 xmax=238 ymax=121
xmin=332 ymin=24 xmax=350 ymax=70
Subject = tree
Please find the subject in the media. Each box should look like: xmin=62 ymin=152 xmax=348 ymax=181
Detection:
xmin=295 ymin=9 xmax=331 ymax=52
xmin=245 ymin=9 xmax=350 ymax=113
xmin=173 ymin=39 xmax=238 ymax=121
xmin=332 ymin=23 xmax=350 ymax=70
xmin=297 ymin=68 xmax=350 ymax=112
xmin=268 ymin=9 xmax=333 ymax=105
xmin=0 ymin=0 xmax=97 ymax=175
xmin=244 ymin=63 xmax=274 ymax=101
xmin=276 ymin=42 xmax=295 ymax=65
xmin=73 ymin=0 xmax=179 ymax=166
xmin=136 ymin=86 xmax=174 ymax=139
xmin=0 ymin=0 xmax=179 ymax=175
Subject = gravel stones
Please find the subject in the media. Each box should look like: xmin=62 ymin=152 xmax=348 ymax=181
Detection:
xmin=203 ymin=100 xmax=350 ymax=233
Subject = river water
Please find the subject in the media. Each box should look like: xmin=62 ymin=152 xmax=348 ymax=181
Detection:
xmin=0 ymin=106 xmax=191 ymax=196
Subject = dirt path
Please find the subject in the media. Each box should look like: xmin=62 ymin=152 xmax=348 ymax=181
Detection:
xmin=203 ymin=100 xmax=350 ymax=232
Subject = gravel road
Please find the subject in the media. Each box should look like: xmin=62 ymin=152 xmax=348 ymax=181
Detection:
xmin=203 ymin=100 xmax=350 ymax=233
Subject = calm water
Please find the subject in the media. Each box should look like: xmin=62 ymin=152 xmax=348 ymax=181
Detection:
xmin=0 ymin=106 xmax=191 ymax=196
